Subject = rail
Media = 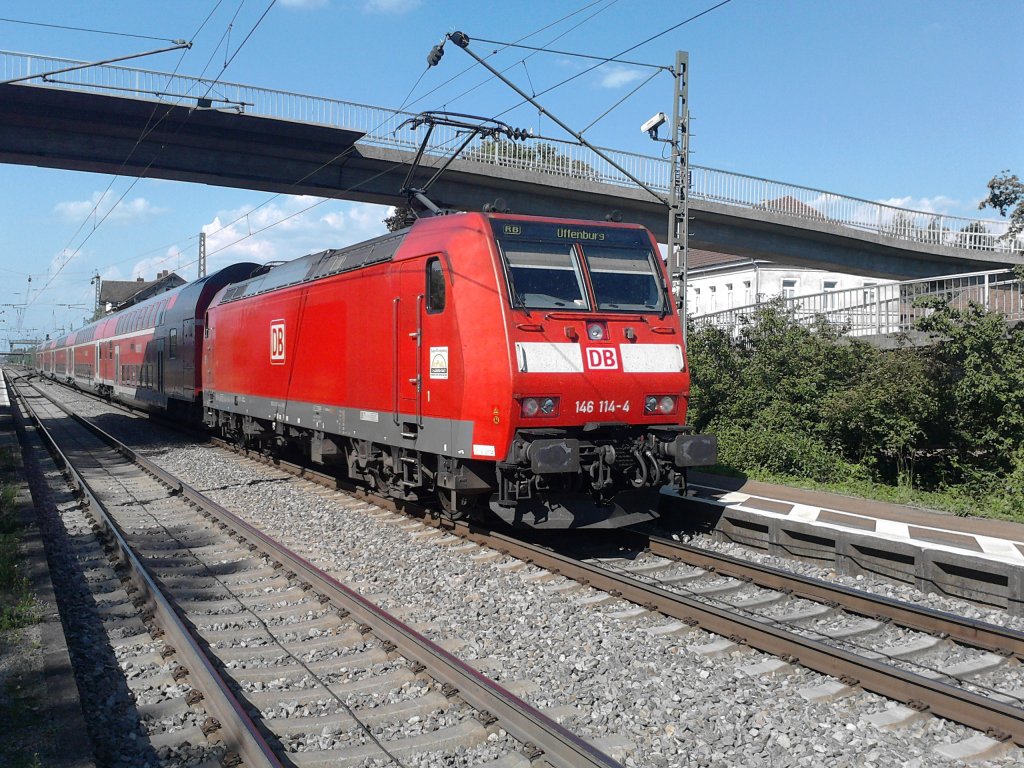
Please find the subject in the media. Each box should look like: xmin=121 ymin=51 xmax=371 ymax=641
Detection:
xmin=692 ymin=268 xmax=1024 ymax=336
xmin=2 ymin=49 xmax=1019 ymax=254
xmin=10 ymin=375 xmax=283 ymax=768
xmin=17 ymin=372 xmax=621 ymax=768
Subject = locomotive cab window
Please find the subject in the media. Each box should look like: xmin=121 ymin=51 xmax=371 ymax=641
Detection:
xmin=426 ymin=258 xmax=445 ymax=313
xmin=500 ymin=242 xmax=588 ymax=310
xmin=583 ymin=244 xmax=665 ymax=313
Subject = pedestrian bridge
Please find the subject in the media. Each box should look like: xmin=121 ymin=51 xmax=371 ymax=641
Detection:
xmin=1 ymin=49 xmax=1020 ymax=279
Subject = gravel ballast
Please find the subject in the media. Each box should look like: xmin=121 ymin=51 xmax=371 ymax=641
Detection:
xmin=43 ymin=384 xmax=1024 ymax=766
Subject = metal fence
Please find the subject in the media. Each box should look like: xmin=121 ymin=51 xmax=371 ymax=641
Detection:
xmin=2 ymin=49 xmax=1020 ymax=254
xmin=692 ymin=269 xmax=1024 ymax=337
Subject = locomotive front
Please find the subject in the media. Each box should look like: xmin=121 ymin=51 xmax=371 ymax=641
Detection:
xmin=473 ymin=215 xmax=717 ymax=528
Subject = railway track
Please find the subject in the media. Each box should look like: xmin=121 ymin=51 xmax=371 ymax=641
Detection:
xmin=18 ymin=370 xmax=1024 ymax=761
xmin=425 ymin=527 xmax=1024 ymax=754
xmin=226 ymin=434 xmax=1024 ymax=753
xmin=9 ymin=372 xmax=623 ymax=768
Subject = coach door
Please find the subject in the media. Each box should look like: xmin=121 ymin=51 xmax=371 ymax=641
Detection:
xmin=182 ymin=319 xmax=195 ymax=396
xmin=114 ymin=346 xmax=120 ymax=387
xmin=156 ymin=338 xmax=164 ymax=392
xmin=94 ymin=344 xmax=101 ymax=384
xmin=395 ymin=262 xmax=423 ymax=430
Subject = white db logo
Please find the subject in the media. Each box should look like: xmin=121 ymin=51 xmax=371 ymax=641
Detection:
xmin=270 ymin=321 xmax=286 ymax=364
xmin=586 ymin=348 xmax=618 ymax=370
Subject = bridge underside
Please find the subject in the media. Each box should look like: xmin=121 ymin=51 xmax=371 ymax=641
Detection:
xmin=2 ymin=84 xmax=1017 ymax=280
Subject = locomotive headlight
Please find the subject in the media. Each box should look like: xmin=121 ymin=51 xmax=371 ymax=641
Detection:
xmin=520 ymin=396 xmax=559 ymax=417
xmin=587 ymin=322 xmax=606 ymax=341
xmin=644 ymin=395 xmax=677 ymax=415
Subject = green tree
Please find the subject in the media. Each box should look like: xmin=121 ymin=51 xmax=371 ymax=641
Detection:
xmin=464 ymin=140 xmax=599 ymax=181
xmin=979 ymin=170 xmax=1024 ymax=242
xmin=686 ymin=290 xmax=1024 ymax=507
xmin=821 ymin=347 xmax=937 ymax=485
xmin=884 ymin=211 xmax=922 ymax=240
xmin=956 ymin=221 xmax=992 ymax=250
xmin=915 ymin=299 xmax=1024 ymax=480
xmin=383 ymin=205 xmax=416 ymax=232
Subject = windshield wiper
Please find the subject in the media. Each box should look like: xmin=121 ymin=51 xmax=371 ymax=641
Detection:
xmin=659 ymin=283 xmax=671 ymax=319
xmin=510 ymin=288 xmax=532 ymax=317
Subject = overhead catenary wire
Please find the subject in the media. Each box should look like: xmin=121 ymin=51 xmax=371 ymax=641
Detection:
xmin=472 ymin=37 xmax=666 ymax=71
xmin=28 ymin=0 xmax=230 ymax=303
xmin=0 ymin=16 xmax=182 ymax=43
xmin=431 ymin=0 xmax=621 ymax=114
xmin=406 ymin=0 xmax=616 ymax=112
xmin=579 ymin=66 xmax=662 ymax=134
xmin=488 ymin=0 xmax=733 ymax=124
xmin=66 ymin=0 xmax=619 ymax=290
xmin=27 ymin=1 xmax=277 ymax=313
xmin=25 ymin=0 xmax=649 ymax=336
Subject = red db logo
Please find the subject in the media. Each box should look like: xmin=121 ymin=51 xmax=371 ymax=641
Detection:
xmin=270 ymin=321 xmax=286 ymax=364
xmin=586 ymin=348 xmax=618 ymax=370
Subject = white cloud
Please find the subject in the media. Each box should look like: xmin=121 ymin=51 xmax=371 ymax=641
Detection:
xmin=124 ymin=197 xmax=390 ymax=282
xmin=362 ymin=0 xmax=421 ymax=13
xmin=875 ymin=195 xmax=961 ymax=215
xmin=598 ymin=65 xmax=644 ymax=89
xmin=54 ymin=191 xmax=166 ymax=225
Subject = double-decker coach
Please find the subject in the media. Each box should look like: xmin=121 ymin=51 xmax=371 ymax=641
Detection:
xmin=35 ymin=263 xmax=258 ymax=415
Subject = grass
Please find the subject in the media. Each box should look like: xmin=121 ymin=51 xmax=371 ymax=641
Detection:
xmin=0 ymin=675 xmax=47 ymax=768
xmin=0 ymin=449 xmax=54 ymax=768
xmin=0 ymin=447 xmax=36 ymax=631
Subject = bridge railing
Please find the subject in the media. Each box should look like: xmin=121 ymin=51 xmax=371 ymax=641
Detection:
xmin=2 ymin=49 xmax=1019 ymax=254
xmin=692 ymin=268 xmax=1024 ymax=337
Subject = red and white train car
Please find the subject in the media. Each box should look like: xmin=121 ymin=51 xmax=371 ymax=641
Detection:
xmin=202 ymin=213 xmax=716 ymax=527
xmin=34 ymin=264 xmax=258 ymax=415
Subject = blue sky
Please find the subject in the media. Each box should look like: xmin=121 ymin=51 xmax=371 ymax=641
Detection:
xmin=0 ymin=0 xmax=1020 ymax=342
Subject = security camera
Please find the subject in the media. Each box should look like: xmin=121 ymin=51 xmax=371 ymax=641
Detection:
xmin=641 ymin=112 xmax=667 ymax=136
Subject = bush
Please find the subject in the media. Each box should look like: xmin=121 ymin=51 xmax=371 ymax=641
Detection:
xmin=715 ymin=422 xmax=869 ymax=484
xmin=687 ymin=293 xmax=1024 ymax=518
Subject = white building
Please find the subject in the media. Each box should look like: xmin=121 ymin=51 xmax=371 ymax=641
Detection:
xmin=683 ymin=250 xmax=895 ymax=318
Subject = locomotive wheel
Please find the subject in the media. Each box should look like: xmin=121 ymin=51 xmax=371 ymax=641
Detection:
xmin=438 ymin=489 xmax=468 ymax=521
xmin=439 ymin=489 xmax=486 ymax=522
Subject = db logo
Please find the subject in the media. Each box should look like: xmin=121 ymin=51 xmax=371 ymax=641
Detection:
xmin=586 ymin=347 xmax=618 ymax=370
xmin=270 ymin=321 xmax=286 ymax=364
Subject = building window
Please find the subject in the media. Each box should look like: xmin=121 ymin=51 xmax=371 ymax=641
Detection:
xmin=708 ymin=285 xmax=717 ymax=312
xmin=823 ymin=279 xmax=838 ymax=309
xmin=743 ymin=280 xmax=752 ymax=305
xmin=782 ymin=278 xmax=798 ymax=299
xmin=863 ymin=281 xmax=878 ymax=304
xmin=692 ymin=287 xmax=700 ymax=314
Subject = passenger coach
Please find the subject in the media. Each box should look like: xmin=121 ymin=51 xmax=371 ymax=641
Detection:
xmin=34 ymin=264 xmax=258 ymax=415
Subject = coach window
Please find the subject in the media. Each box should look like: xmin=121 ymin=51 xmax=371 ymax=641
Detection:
xmin=426 ymin=257 xmax=445 ymax=313
xmin=169 ymin=328 xmax=178 ymax=359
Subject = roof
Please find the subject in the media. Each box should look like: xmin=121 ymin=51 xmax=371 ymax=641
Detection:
xmin=757 ymin=195 xmax=826 ymax=220
xmin=99 ymin=272 xmax=186 ymax=309
xmin=686 ymin=248 xmax=752 ymax=271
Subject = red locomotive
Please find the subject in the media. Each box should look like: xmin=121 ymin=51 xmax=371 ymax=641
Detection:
xmin=35 ymin=212 xmax=716 ymax=528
